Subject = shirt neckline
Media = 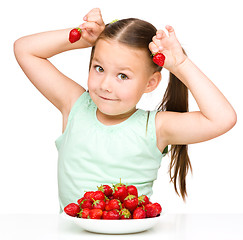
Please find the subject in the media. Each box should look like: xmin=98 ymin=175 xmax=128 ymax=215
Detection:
xmin=93 ymin=105 xmax=141 ymax=129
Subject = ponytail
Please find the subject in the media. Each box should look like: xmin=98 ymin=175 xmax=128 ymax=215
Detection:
xmin=157 ymin=51 xmax=192 ymax=200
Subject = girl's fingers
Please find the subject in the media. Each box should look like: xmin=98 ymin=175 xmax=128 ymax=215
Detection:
xmin=149 ymin=42 xmax=159 ymax=54
xmin=165 ymin=25 xmax=176 ymax=37
xmin=84 ymin=8 xmax=104 ymax=26
xmin=80 ymin=22 xmax=96 ymax=30
xmin=152 ymin=35 xmax=164 ymax=51
xmin=156 ymin=29 xmax=167 ymax=40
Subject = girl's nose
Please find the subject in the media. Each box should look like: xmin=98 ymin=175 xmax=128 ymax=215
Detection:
xmin=100 ymin=76 xmax=112 ymax=92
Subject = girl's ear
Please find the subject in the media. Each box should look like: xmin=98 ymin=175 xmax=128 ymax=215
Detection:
xmin=144 ymin=72 xmax=162 ymax=93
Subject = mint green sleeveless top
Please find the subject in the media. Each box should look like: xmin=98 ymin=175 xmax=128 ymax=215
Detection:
xmin=55 ymin=92 xmax=165 ymax=212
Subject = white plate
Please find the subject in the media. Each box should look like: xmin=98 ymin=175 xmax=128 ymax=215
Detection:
xmin=61 ymin=211 xmax=163 ymax=234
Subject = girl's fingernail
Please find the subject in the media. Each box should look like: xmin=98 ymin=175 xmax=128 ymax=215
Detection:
xmin=159 ymin=46 xmax=163 ymax=50
xmin=83 ymin=16 xmax=87 ymax=21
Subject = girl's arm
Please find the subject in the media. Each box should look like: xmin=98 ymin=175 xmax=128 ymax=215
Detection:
xmin=150 ymin=26 xmax=237 ymax=148
xmin=14 ymin=8 xmax=105 ymax=115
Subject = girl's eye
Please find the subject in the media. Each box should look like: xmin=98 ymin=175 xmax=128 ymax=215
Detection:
xmin=95 ymin=65 xmax=104 ymax=73
xmin=118 ymin=73 xmax=128 ymax=80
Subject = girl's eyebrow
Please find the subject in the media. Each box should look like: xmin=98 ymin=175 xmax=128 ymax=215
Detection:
xmin=93 ymin=56 xmax=134 ymax=73
xmin=92 ymin=57 xmax=101 ymax=63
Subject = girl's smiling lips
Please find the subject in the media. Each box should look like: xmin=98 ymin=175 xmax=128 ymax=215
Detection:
xmin=99 ymin=95 xmax=119 ymax=101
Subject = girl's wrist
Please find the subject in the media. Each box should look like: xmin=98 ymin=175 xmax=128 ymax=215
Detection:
xmin=169 ymin=56 xmax=190 ymax=77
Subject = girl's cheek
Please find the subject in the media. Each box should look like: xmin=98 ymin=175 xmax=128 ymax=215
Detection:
xmin=87 ymin=75 xmax=96 ymax=90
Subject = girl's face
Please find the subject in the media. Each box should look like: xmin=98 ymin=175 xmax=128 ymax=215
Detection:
xmin=88 ymin=39 xmax=159 ymax=122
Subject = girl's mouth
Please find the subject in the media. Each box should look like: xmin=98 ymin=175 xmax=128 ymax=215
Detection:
xmin=99 ymin=95 xmax=119 ymax=101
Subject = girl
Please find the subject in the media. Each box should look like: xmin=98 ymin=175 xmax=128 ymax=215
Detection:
xmin=14 ymin=8 xmax=236 ymax=212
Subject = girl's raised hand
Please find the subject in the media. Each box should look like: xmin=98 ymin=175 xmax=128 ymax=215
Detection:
xmin=149 ymin=25 xmax=187 ymax=73
xmin=79 ymin=8 xmax=105 ymax=46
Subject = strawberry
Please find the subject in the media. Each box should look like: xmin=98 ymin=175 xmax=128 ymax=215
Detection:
xmin=108 ymin=195 xmax=114 ymax=200
xmin=127 ymin=185 xmax=138 ymax=197
xmin=153 ymin=202 xmax=162 ymax=215
xmin=120 ymin=208 xmax=132 ymax=219
xmin=78 ymin=208 xmax=90 ymax=218
xmin=98 ymin=184 xmax=113 ymax=197
xmin=144 ymin=203 xmax=158 ymax=218
xmin=92 ymin=191 xmax=105 ymax=201
xmin=64 ymin=203 xmax=80 ymax=217
xmin=105 ymin=210 xmax=120 ymax=220
xmin=105 ymin=199 xmax=122 ymax=211
xmin=92 ymin=200 xmax=106 ymax=211
xmin=89 ymin=209 xmax=103 ymax=219
xmin=77 ymin=197 xmax=85 ymax=205
xmin=84 ymin=191 xmax=95 ymax=200
xmin=124 ymin=194 xmax=138 ymax=212
xmin=113 ymin=181 xmax=128 ymax=202
xmin=102 ymin=210 xmax=109 ymax=219
xmin=133 ymin=207 xmax=146 ymax=219
xmin=69 ymin=28 xmax=82 ymax=43
xmin=138 ymin=195 xmax=150 ymax=207
xmin=152 ymin=52 xmax=165 ymax=67
xmin=80 ymin=198 xmax=93 ymax=209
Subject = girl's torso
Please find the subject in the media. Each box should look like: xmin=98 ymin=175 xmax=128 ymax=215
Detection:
xmin=56 ymin=92 xmax=165 ymax=212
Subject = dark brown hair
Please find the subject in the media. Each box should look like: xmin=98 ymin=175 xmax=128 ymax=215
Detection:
xmin=89 ymin=18 xmax=192 ymax=200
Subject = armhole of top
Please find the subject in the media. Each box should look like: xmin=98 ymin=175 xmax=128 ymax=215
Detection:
xmin=55 ymin=91 xmax=89 ymax=149
xmin=147 ymin=110 xmax=165 ymax=157
xmin=67 ymin=91 xmax=89 ymax=121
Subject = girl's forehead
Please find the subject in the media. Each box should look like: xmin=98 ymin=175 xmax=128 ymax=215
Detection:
xmin=93 ymin=39 xmax=150 ymax=69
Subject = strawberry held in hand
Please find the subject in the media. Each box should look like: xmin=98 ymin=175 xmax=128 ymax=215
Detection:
xmin=69 ymin=27 xmax=82 ymax=43
xmin=153 ymin=52 xmax=165 ymax=67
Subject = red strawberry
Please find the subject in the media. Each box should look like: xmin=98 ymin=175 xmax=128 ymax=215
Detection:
xmin=138 ymin=195 xmax=150 ymax=207
xmin=124 ymin=195 xmax=138 ymax=212
xmin=77 ymin=197 xmax=85 ymax=205
xmin=80 ymin=199 xmax=93 ymax=209
xmin=78 ymin=208 xmax=90 ymax=218
xmin=105 ymin=199 xmax=122 ymax=211
xmin=89 ymin=209 xmax=103 ymax=219
xmin=92 ymin=200 xmax=106 ymax=211
xmin=127 ymin=185 xmax=138 ymax=197
xmin=102 ymin=210 xmax=109 ymax=219
xmin=152 ymin=52 xmax=165 ymax=67
xmin=64 ymin=203 xmax=80 ymax=217
xmin=105 ymin=210 xmax=120 ymax=220
xmin=153 ymin=202 xmax=162 ymax=215
xmin=69 ymin=28 xmax=82 ymax=43
xmin=113 ymin=182 xmax=128 ymax=202
xmin=84 ymin=191 xmax=95 ymax=200
xmin=98 ymin=184 xmax=113 ymax=197
xmin=108 ymin=195 xmax=114 ymax=200
xmin=120 ymin=208 xmax=132 ymax=219
xmin=145 ymin=203 xmax=158 ymax=218
xmin=133 ymin=207 xmax=146 ymax=219
xmin=92 ymin=191 xmax=105 ymax=201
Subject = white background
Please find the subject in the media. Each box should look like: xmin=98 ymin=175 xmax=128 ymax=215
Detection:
xmin=0 ymin=0 xmax=242 ymax=214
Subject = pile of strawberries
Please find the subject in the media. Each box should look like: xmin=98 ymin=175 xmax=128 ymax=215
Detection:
xmin=64 ymin=180 xmax=162 ymax=219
